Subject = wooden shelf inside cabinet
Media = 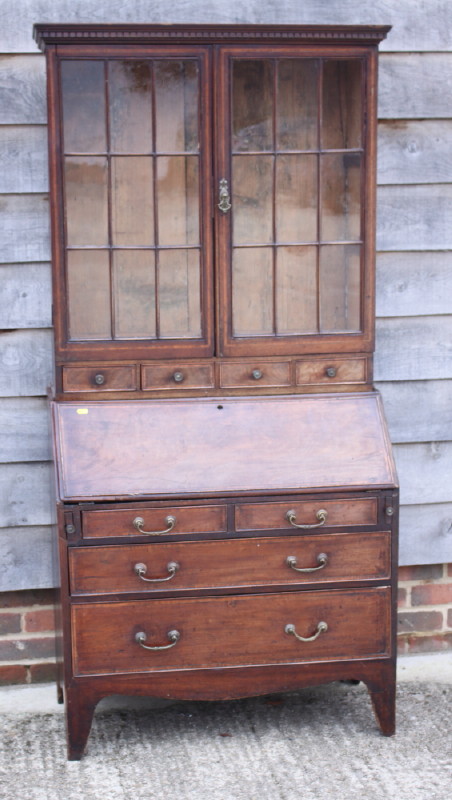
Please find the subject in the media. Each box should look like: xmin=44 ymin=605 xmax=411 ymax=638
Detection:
xmin=36 ymin=22 xmax=396 ymax=760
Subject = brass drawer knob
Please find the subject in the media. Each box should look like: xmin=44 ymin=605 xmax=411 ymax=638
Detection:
xmin=286 ymin=509 xmax=328 ymax=529
xmin=135 ymin=629 xmax=180 ymax=651
xmin=251 ymin=369 xmax=263 ymax=380
xmin=285 ymin=621 xmax=328 ymax=643
xmin=286 ymin=553 xmax=328 ymax=573
xmin=133 ymin=515 xmax=176 ymax=535
xmin=173 ymin=370 xmax=185 ymax=383
xmin=134 ymin=561 xmax=179 ymax=583
xmin=94 ymin=373 xmax=105 ymax=385
xmin=325 ymin=366 xmax=337 ymax=378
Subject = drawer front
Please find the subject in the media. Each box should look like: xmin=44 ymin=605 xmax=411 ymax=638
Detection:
xmin=296 ymin=358 xmax=367 ymax=386
xmin=62 ymin=365 xmax=137 ymax=392
xmin=81 ymin=505 xmax=227 ymax=540
xmin=235 ymin=498 xmax=378 ymax=531
xmin=219 ymin=361 xmax=291 ymax=388
xmin=69 ymin=531 xmax=391 ymax=595
xmin=71 ymin=587 xmax=391 ymax=676
xmin=142 ymin=363 xmax=214 ymax=391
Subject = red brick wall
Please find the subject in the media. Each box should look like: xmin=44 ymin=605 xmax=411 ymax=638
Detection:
xmin=1 ymin=567 xmax=451 ymax=685
xmin=0 ymin=590 xmax=58 ymax=685
xmin=397 ymin=564 xmax=452 ymax=654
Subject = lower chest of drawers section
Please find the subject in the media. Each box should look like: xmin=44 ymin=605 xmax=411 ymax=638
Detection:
xmin=71 ymin=587 xmax=391 ymax=677
xmin=65 ymin=493 xmax=394 ymax=681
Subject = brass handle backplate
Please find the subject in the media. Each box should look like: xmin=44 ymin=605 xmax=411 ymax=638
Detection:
xmin=135 ymin=630 xmax=180 ymax=651
xmin=286 ymin=509 xmax=328 ymax=529
xmin=218 ymin=178 xmax=231 ymax=213
xmin=133 ymin=515 xmax=176 ymax=536
xmin=285 ymin=621 xmax=328 ymax=643
xmin=134 ymin=561 xmax=180 ymax=583
xmin=286 ymin=553 xmax=328 ymax=573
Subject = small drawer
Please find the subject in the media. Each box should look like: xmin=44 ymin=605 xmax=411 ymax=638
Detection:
xmin=220 ymin=361 xmax=291 ymax=388
xmin=142 ymin=363 xmax=214 ymax=391
xmin=296 ymin=358 xmax=367 ymax=386
xmin=71 ymin=587 xmax=390 ymax=675
xmin=81 ymin=504 xmax=227 ymax=540
xmin=62 ymin=365 xmax=137 ymax=392
xmin=235 ymin=498 xmax=378 ymax=531
xmin=68 ymin=531 xmax=391 ymax=596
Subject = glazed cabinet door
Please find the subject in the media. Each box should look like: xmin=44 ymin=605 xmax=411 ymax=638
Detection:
xmin=51 ymin=47 xmax=214 ymax=360
xmin=216 ymin=48 xmax=375 ymax=357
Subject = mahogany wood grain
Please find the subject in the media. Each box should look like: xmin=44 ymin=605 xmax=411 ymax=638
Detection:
xmin=81 ymin=504 xmax=227 ymax=540
xmin=68 ymin=531 xmax=391 ymax=596
xmin=219 ymin=360 xmax=291 ymax=388
xmin=62 ymin=365 xmax=138 ymax=392
xmin=63 ymin=657 xmax=395 ymax=759
xmin=235 ymin=497 xmax=378 ymax=530
xmin=296 ymin=357 xmax=367 ymax=385
xmin=141 ymin=362 xmax=214 ymax=391
xmin=52 ymin=393 xmax=397 ymax=500
xmin=71 ymin=587 xmax=390 ymax=676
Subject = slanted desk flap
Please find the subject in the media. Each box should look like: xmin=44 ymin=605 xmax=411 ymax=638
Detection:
xmin=51 ymin=393 xmax=398 ymax=501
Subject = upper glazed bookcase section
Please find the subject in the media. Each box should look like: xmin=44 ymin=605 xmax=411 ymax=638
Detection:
xmin=33 ymin=24 xmax=391 ymax=51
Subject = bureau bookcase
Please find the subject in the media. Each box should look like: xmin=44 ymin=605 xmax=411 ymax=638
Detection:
xmin=34 ymin=23 xmax=397 ymax=760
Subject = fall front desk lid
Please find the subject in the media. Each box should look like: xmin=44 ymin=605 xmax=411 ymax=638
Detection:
xmin=52 ymin=392 xmax=398 ymax=501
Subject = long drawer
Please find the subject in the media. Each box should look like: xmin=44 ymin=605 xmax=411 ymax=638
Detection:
xmin=69 ymin=531 xmax=391 ymax=595
xmin=71 ymin=587 xmax=391 ymax=676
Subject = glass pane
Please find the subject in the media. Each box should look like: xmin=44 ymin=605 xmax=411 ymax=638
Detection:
xmin=232 ymin=156 xmax=273 ymax=245
xmin=109 ymin=61 xmax=153 ymax=153
xmin=276 ymin=154 xmax=317 ymax=243
xmin=67 ymin=251 xmax=111 ymax=340
xmin=232 ymin=248 xmax=273 ymax=336
xmin=155 ymin=61 xmax=199 ymax=153
xmin=61 ymin=61 xmax=106 ymax=153
xmin=321 ymin=153 xmax=361 ymax=241
xmin=319 ymin=244 xmax=361 ymax=332
xmin=277 ymin=60 xmax=319 ymax=151
xmin=113 ymin=251 xmax=156 ymax=339
xmin=276 ymin=246 xmax=318 ymax=334
xmin=64 ymin=157 xmax=108 ymax=246
xmin=232 ymin=61 xmax=273 ymax=152
xmin=111 ymin=157 xmax=154 ymax=246
xmin=322 ymin=60 xmax=362 ymax=150
xmin=158 ymin=249 xmax=202 ymax=338
xmin=157 ymin=156 xmax=199 ymax=246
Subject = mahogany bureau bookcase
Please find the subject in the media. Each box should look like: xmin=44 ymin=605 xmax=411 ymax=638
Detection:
xmin=34 ymin=23 xmax=398 ymax=760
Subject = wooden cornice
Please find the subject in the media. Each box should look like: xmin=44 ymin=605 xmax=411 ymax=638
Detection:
xmin=33 ymin=23 xmax=391 ymax=52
